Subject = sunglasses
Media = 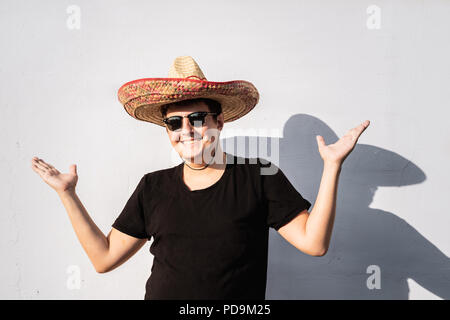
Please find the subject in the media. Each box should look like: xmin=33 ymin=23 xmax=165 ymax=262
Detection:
xmin=163 ymin=111 xmax=218 ymax=131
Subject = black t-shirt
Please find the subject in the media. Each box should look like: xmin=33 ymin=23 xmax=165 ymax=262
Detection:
xmin=112 ymin=152 xmax=311 ymax=300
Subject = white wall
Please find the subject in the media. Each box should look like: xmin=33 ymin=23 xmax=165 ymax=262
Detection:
xmin=1 ymin=0 xmax=448 ymax=299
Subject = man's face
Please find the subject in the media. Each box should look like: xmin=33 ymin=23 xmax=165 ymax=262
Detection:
xmin=164 ymin=101 xmax=224 ymax=163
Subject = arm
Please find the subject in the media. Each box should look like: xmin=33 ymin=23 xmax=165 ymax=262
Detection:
xmin=58 ymin=190 xmax=147 ymax=273
xmin=31 ymin=156 xmax=146 ymax=274
xmin=278 ymin=162 xmax=340 ymax=256
xmin=278 ymin=120 xmax=370 ymax=256
xmin=304 ymin=162 xmax=340 ymax=254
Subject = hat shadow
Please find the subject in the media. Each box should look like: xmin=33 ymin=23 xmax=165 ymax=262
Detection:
xmin=221 ymin=113 xmax=450 ymax=300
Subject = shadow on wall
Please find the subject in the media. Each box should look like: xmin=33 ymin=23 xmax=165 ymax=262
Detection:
xmin=221 ymin=113 xmax=449 ymax=300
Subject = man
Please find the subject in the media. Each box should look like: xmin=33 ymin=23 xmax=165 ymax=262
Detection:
xmin=31 ymin=56 xmax=370 ymax=299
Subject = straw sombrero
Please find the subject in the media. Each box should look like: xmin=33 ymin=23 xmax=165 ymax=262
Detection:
xmin=117 ymin=56 xmax=260 ymax=127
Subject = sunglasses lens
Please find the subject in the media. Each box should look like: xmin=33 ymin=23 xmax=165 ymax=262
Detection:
xmin=188 ymin=112 xmax=208 ymax=127
xmin=165 ymin=117 xmax=182 ymax=131
xmin=164 ymin=112 xmax=212 ymax=131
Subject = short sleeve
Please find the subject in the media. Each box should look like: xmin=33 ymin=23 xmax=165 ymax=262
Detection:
xmin=260 ymin=161 xmax=312 ymax=231
xmin=112 ymin=175 xmax=149 ymax=240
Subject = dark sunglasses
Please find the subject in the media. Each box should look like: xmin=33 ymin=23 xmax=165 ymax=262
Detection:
xmin=163 ymin=111 xmax=218 ymax=131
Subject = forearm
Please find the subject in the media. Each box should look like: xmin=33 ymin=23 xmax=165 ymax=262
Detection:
xmin=305 ymin=162 xmax=341 ymax=255
xmin=57 ymin=190 xmax=109 ymax=272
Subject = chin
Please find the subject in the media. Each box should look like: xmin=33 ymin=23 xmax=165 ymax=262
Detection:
xmin=177 ymin=145 xmax=204 ymax=162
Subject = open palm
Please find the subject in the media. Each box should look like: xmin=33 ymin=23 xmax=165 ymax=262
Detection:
xmin=316 ymin=120 xmax=370 ymax=165
xmin=31 ymin=157 xmax=78 ymax=193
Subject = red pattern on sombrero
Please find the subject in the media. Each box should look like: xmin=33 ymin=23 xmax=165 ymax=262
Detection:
xmin=117 ymin=56 xmax=259 ymax=127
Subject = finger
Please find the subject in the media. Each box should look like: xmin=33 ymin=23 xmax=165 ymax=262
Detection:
xmin=349 ymin=120 xmax=370 ymax=139
xmin=33 ymin=160 xmax=49 ymax=172
xmin=358 ymin=120 xmax=370 ymax=130
xmin=344 ymin=128 xmax=358 ymax=141
xmin=31 ymin=162 xmax=40 ymax=172
xmin=46 ymin=162 xmax=55 ymax=169
xmin=31 ymin=162 xmax=48 ymax=175
xmin=316 ymin=135 xmax=326 ymax=147
xmin=357 ymin=120 xmax=369 ymax=133
xmin=351 ymin=120 xmax=370 ymax=130
xmin=35 ymin=158 xmax=52 ymax=170
xmin=357 ymin=120 xmax=370 ymax=135
xmin=69 ymin=164 xmax=77 ymax=175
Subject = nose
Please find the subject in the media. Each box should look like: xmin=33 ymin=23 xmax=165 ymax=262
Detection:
xmin=177 ymin=117 xmax=204 ymax=141
xmin=178 ymin=117 xmax=197 ymax=137
xmin=180 ymin=117 xmax=193 ymax=131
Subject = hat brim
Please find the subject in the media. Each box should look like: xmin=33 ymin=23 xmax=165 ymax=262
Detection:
xmin=118 ymin=78 xmax=259 ymax=127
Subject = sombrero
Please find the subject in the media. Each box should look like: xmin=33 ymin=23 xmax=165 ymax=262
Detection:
xmin=117 ymin=56 xmax=260 ymax=127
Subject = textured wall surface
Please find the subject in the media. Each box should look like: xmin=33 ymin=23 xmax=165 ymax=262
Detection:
xmin=1 ymin=0 xmax=449 ymax=299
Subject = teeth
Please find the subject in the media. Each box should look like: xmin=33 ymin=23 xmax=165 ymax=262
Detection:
xmin=181 ymin=139 xmax=201 ymax=144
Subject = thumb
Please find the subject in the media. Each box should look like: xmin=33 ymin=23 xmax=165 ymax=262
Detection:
xmin=316 ymin=135 xmax=325 ymax=147
xmin=69 ymin=164 xmax=77 ymax=175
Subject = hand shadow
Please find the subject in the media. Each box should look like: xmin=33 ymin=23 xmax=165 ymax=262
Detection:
xmin=221 ymin=113 xmax=449 ymax=300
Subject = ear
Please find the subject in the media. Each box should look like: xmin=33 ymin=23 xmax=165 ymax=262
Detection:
xmin=216 ymin=113 xmax=224 ymax=131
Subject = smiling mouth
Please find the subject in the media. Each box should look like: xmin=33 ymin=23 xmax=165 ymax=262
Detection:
xmin=180 ymin=139 xmax=202 ymax=144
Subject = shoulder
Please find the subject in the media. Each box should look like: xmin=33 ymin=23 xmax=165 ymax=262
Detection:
xmin=142 ymin=163 xmax=181 ymax=188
